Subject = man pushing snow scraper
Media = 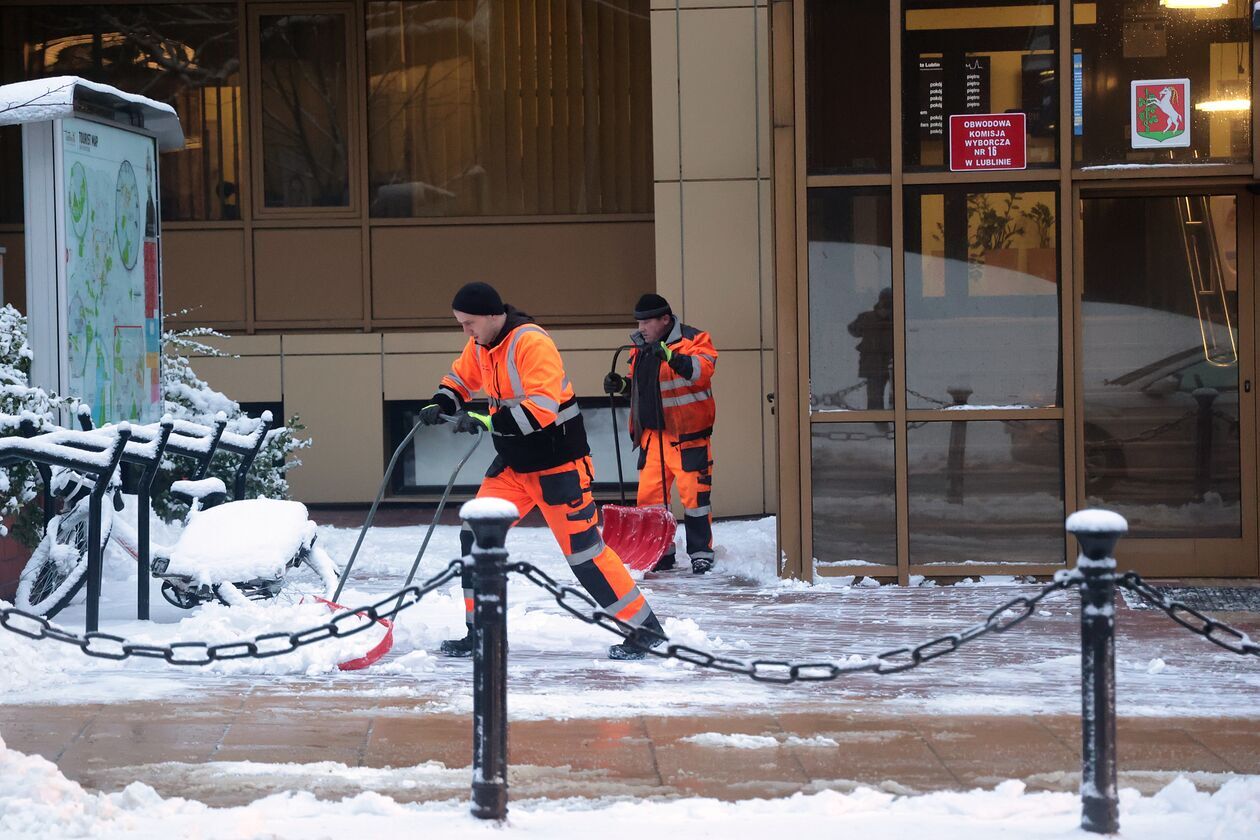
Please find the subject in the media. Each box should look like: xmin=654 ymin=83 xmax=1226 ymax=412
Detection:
xmin=416 ymin=282 xmax=668 ymax=661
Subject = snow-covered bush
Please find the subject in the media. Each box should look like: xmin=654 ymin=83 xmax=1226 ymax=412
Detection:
xmin=155 ymin=325 xmax=310 ymax=522
xmin=0 ymin=305 xmax=65 ymax=547
xmin=0 ymin=306 xmax=310 ymax=538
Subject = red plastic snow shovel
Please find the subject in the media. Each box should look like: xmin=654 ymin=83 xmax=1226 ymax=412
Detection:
xmin=602 ymin=343 xmax=678 ymax=571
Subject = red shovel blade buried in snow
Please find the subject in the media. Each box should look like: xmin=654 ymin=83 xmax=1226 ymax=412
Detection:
xmin=602 ymin=504 xmax=677 ymax=571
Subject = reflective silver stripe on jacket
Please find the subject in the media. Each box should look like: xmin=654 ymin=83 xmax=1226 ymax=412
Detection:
xmin=505 ymin=325 xmax=548 ymax=398
xmin=445 ymin=371 xmax=470 ymax=393
xmin=512 ymin=401 xmax=580 ymax=435
xmin=661 ymin=389 xmax=713 ymax=409
xmin=437 ymin=386 xmax=463 ymax=406
xmin=684 ymin=356 xmax=704 ymax=383
xmin=659 ymin=378 xmax=692 ymax=394
xmin=685 ymin=505 xmax=712 ymax=517
xmin=527 ymin=393 xmax=560 ymax=413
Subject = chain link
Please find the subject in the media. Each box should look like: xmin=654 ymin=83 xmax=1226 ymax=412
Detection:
xmin=1117 ymin=572 xmax=1260 ymax=657
xmin=510 ymin=561 xmax=1081 ymax=682
xmin=0 ymin=561 xmax=463 ymax=665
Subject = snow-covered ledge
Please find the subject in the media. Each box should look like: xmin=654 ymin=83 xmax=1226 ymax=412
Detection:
xmin=0 ymin=76 xmax=184 ymax=150
xmin=1065 ymin=509 xmax=1128 ymax=535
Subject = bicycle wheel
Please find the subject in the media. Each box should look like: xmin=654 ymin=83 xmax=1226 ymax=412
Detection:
xmin=15 ymin=501 xmax=113 ymax=618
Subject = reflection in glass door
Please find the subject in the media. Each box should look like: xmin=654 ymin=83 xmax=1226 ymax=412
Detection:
xmin=1081 ymin=194 xmax=1252 ymax=572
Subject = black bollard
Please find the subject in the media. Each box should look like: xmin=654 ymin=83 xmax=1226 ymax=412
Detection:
xmin=463 ymin=498 xmax=517 ymax=822
xmin=1066 ymin=509 xmax=1127 ymax=835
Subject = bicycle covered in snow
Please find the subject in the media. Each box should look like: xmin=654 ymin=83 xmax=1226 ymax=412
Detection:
xmin=12 ymin=409 xmax=339 ymax=617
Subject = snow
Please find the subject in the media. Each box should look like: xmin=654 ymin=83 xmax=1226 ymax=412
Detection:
xmin=460 ymin=498 xmax=521 ymax=521
xmin=1066 ymin=510 xmax=1129 ymax=534
xmin=166 ymin=499 xmax=315 ymax=585
xmin=0 ymin=734 xmax=1258 ymax=838
xmin=0 ymin=513 xmax=1255 ymax=720
xmin=0 ymin=76 xmax=184 ymax=150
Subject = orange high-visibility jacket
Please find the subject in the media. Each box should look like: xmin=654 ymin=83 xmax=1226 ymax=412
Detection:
xmin=628 ymin=318 xmax=718 ymax=440
xmin=432 ymin=308 xmax=588 ymax=472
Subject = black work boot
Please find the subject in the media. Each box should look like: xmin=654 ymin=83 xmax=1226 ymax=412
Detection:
xmin=439 ymin=627 xmax=475 ymax=657
xmin=691 ymin=556 xmax=714 ymax=575
xmin=608 ymin=615 xmax=666 ymax=661
xmin=651 ymin=554 xmax=676 ymax=572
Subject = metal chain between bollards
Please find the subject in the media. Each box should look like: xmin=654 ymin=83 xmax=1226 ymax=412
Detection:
xmin=509 ymin=561 xmax=1082 ymax=681
xmin=0 ymin=561 xmax=464 ymax=665
xmin=1117 ymin=572 xmax=1260 ymax=657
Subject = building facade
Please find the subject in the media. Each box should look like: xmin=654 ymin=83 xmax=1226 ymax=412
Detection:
xmin=0 ymin=0 xmax=777 ymax=531
xmin=2 ymin=0 xmax=1258 ymax=582
xmin=772 ymin=0 xmax=1259 ymax=581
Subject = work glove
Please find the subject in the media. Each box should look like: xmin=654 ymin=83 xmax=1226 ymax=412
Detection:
xmin=417 ymin=403 xmax=443 ymax=426
xmin=453 ymin=411 xmax=492 ymax=435
xmin=603 ymin=372 xmax=627 ymax=395
xmin=650 ymin=341 xmax=673 ymax=362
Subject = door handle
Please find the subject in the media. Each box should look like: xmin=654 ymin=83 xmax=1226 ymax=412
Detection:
xmin=1246 ymin=380 xmax=1252 ymax=393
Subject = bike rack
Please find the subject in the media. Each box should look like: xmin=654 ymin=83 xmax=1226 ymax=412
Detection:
xmin=15 ymin=409 xmax=273 ymax=626
xmin=0 ymin=423 xmax=132 ymax=632
xmin=75 ymin=411 xmax=275 ymax=617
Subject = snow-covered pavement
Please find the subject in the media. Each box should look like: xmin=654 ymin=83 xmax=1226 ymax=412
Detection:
xmin=2 ymin=516 xmax=1258 ymax=719
xmin=2 ymin=515 xmax=1259 ymax=836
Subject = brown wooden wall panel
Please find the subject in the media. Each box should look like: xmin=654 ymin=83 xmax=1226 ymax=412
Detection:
xmin=370 ymin=222 xmax=652 ymax=320
xmin=254 ymin=227 xmax=364 ymax=322
xmin=163 ymin=230 xmax=246 ymax=324
xmin=0 ymin=233 xmax=25 ymax=313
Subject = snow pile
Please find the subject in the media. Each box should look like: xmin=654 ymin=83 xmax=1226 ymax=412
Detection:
xmin=0 ymin=600 xmax=122 ymax=694
xmin=680 ymin=733 xmax=780 ymax=749
xmin=1 ymin=735 xmax=1259 ymax=838
xmin=118 ymin=599 xmax=391 ymax=676
xmin=680 ymin=732 xmax=842 ymax=749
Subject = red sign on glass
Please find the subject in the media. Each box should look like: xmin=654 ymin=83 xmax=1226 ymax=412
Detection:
xmin=949 ymin=113 xmax=1026 ymax=172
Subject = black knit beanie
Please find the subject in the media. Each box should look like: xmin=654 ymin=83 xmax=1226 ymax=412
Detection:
xmin=633 ymin=293 xmax=671 ymax=320
xmin=451 ymin=282 xmax=505 ymax=316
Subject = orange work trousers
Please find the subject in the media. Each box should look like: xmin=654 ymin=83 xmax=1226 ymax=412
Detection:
xmin=636 ymin=430 xmax=714 ymax=565
xmin=459 ymin=455 xmax=658 ymax=630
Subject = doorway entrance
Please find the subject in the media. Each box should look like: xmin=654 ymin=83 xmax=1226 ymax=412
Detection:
xmin=1078 ymin=190 xmax=1256 ymax=576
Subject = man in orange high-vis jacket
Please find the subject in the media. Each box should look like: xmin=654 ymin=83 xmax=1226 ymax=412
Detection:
xmin=418 ymin=282 xmax=667 ymax=661
xmin=603 ymin=294 xmax=718 ymax=574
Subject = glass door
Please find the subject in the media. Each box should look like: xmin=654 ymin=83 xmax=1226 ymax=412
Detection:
xmin=1078 ymin=190 xmax=1256 ymax=576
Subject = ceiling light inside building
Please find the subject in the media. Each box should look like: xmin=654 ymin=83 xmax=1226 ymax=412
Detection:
xmin=1159 ymin=0 xmax=1228 ymax=7
xmin=1194 ymin=98 xmax=1251 ymax=111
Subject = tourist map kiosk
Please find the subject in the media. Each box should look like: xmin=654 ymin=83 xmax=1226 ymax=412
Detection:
xmin=0 ymin=76 xmax=184 ymax=425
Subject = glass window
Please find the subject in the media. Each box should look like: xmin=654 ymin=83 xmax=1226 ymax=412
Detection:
xmin=904 ymin=185 xmax=1061 ymax=409
xmin=0 ymin=4 xmax=243 ymax=222
xmin=258 ymin=11 xmax=351 ymax=209
xmin=807 ymin=189 xmax=894 ymax=413
xmin=812 ymin=424 xmax=897 ymax=567
xmin=903 ymin=0 xmax=1057 ymax=171
xmin=908 ymin=420 xmax=1064 ymax=565
xmin=1072 ymin=1 xmax=1251 ymax=166
xmin=1081 ymin=194 xmax=1241 ymax=538
xmin=365 ymin=0 xmax=653 ymax=218
xmin=806 ymin=0 xmax=891 ymax=173
xmin=0 ymin=127 xmax=20 ymax=224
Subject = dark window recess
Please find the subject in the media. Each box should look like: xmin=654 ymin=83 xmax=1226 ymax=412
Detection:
xmin=386 ymin=398 xmax=639 ymax=495
xmin=805 ymin=0 xmax=891 ymax=174
xmin=0 ymin=4 xmax=243 ymax=223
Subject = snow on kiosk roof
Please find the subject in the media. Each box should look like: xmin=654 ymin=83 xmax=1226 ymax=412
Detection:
xmin=0 ymin=76 xmax=184 ymax=151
